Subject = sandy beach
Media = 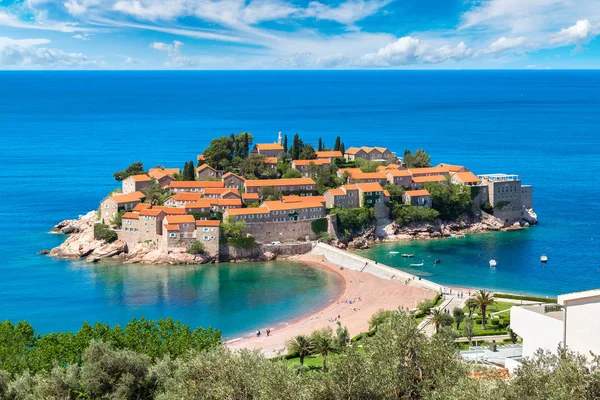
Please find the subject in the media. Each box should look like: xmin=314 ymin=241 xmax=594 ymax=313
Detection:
xmin=226 ymin=253 xmax=435 ymax=357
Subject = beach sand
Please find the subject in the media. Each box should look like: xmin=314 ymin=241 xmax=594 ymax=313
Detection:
xmin=226 ymin=254 xmax=435 ymax=357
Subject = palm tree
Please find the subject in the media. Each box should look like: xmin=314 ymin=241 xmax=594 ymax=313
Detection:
xmin=430 ymin=308 xmax=445 ymax=334
xmin=475 ymin=290 xmax=495 ymax=330
xmin=311 ymin=333 xmax=338 ymax=372
xmin=286 ymin=335 xmax=312 ymax=366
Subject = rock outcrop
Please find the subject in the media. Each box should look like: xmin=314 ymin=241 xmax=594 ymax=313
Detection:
xmin=47 ymin=211 xmax=213 ymax=265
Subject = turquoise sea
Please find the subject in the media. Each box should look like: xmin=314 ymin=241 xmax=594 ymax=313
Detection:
xmin=1 ymin=71 xmax=599 ymax=334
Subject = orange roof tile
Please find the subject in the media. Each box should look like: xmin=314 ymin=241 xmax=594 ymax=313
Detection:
xmin=412 ymin=175 xmax=447 ymax=183
xmin=225 ymin=207 xmax=270 ymax=216
xmin=315 ymin=150 xmax=343 ymax=158
xmin=344 ymin=147 xmax=362 ymax=155
xmin=245 ymin=178 xmax=315 ymax=188
xmin=195 ymin=220 xmax=221 ymax=227
xmin=263 ymin=157 xmax=278 ymax=164
xmin=383 ymin=189 xmax=390 ymax=197
xmin=170 ymin=181 xmax=225 ymax=189
xmin=139 ymin=208 xmax=164 ymax=217
xmin=406 ymin=189 xmax=431 ymax=197
xmin=222 ymin=171 xmax=245 ymax=181
xmin=168 ymin=193 xmax=202 ymax=201
xmin=153 ymin=206 xmax=186 ymax=215
xmin=165 ymin=215 xmax=196 ymax=224
xmin=255 ymin=143 xmax=284 ymax=151
xmin=326 ymin=188 xmax=346 ymax=196
xmin=386 ymin=169 xmax=412 ymax=177
xmin=184 ymin=199 xmax=215 ymax=209
xmin=355 ymin=182 xmax=384 ymax=192
xmin=282 ymin=195 xmax=325 ymax=204
xmin=262 ymin=200 xmax=325 ymax=211
xmin=292 ymin=159 xmax=331 ymax=166
xmin=341 ymin=184 xmax=358 ymax=191
xmin=438 ymin=163 xmax=467 ymax=172
xmin=132 ymin=203 xmax=151 ymax=211
xmin=217 ymin=199 xmax=242 ymax=206
xmin=242 ymin=193 xmax=260 ymax=200
xmin=373 ymin=147 xmax=389 ymax=153
xmin=197 ymin=164 xmax=217 ymax=172
xmin=129 ymin=174 xmax=151 ymax=182
xmin=122 ymin=212 xmax=139 ymax=220
xmin=164 ymin=224 xmax=180 ymax=231
xmin=149 ymin=168 xmax=180 ymax=179
xmin=453 ymin=171 xmax=481 ymax=183
xmin=197 ymin=155 xmax=206 ymax=161
xmin=409 ymin=167 xmax=450 ymax=175
xmin=108 ymin=191 xmax=145 ymax=204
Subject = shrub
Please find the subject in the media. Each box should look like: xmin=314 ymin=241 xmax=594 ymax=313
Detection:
xmin=393 ymin=205 xmax=439 ymax=225
xmin=225 ymin=236 xmax=256 ymax=249
xmin=494 ymin=293 xmax=557 ymax=303
xmin=330 ymin=207 xmax=375 ymax=235
xmin=188 ymin=240 xmax=205 ymax=255
xmin=311 ymin=218 xmax=328 ymax=235
xmin=480 ymin=202 xmax=494 ymax=214
xmin=318 ymin=232 xmax=335 ymax=243
xmin=93 ymin=224 xmax=117 ymax=243
xmin=111 ymin=209 xmax=126 ymax=227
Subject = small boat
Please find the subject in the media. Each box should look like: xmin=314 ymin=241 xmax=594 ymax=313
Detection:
xmin=434 ymin=259 xmax=442 ymax=264
xmin=540 ymin=255 xmax=548 ymax=262
xmin=401 ymin=253 xmax=415 ymax=258
xmin=389 ymin=251 xmax=399 ymax=255
xmin=489 ymin=259 xmax=497 ymax=268
xmin=456 ymin=233 xmax=466 ymax=239
xmin=410 ymin=263 xmax=424 ymax=267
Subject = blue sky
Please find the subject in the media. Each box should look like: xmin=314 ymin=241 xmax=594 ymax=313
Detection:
xmin=0 ymin=0 xmax=599 ymax=69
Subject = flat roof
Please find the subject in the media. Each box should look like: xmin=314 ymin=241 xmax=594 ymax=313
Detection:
xmin=558 ymin=288 xmax=600 ymax=305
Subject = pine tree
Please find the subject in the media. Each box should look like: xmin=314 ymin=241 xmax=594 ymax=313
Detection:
xmin=334 ymin=136 xmax=341 ymax=151
xmin=283 ymin=135 xmax=288 ymax=153
xmin=318 ymin=138 xmax=323 ymax=151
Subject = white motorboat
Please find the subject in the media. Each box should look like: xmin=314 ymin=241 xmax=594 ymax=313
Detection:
xmin=410 ymin=262 xmax=424 ymax=267
xmin=401 ymin=253 xmax=415 ymax=258
xmin=389 ymin=251 xmax=399 ymax=255
xmin=489 ymin=259 xmax=497 ymax=268
xmin=540 ymin=255 xmax=548 ymax=262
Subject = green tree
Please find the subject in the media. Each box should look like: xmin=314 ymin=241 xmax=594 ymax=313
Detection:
xmin=259 ymin=186 xmax=283 ymax=200
xmin=340 ymin=142 xmax=345 ymax=155
xmin=239 ymin=154 xmax=277 ymax=180
xmin=424 ymin=181 xmax=472 ymax=221
xmin=475 ymin=290 xmax=495 ymax=330
xmin=298 ymin=144 xmax=317 ymax=160
xmin=335 ymin=321 xmax=350 ymax=349
xmin=204 ymin=136 xmax=235 ymax=170
xmin=285 ymin=335 xmax=312 ymax=366
xmin=453 ymin=307 xmax=465 ymax=330
xmin=369 ymin=309 xmax=395 ymax=330
xmin=111 ymin=209 xmax=126 ymax=227
xmin=465 ymin=297 xmax=478 ymax=318
xmin=290 ymin=133 xmax=303 ymax=160
xmin=188 ymin=240 xmax=205 ymax=255
xmin=384 ymin=184 xmax=405 ymax=204
xmin=330 ymin=207 xmax=375 ymax=236
xmin=333 ymin=136 xmax=341 ymax=151
xmin=143 ymin=178 xmax=164 ymax=205
xmin=318 ymin=138 xmax=323 ymax=151
xmin=310 ymin=328 xmax=338 ymax=372
xmin=94 ymin=224 xmax=118 ymax=242
xmin=220 ymin=217 xmax=247 ymax=239
xmin=113 ymin=162 xmax=145 ymax=181
xmin=282 ymin=168 xmax=302 ymax=179
xmin=283 ymin=134 xmax=288 ymax=153
xmin=430 ymin=308 xmax=444 ymax=334
xmin=393 ymin=205 xmax=439 ymax=226
xmin=462 ymin=317 xmax=475 ymax=346
xmin=403 ymin=149 xmax=431 ymax=168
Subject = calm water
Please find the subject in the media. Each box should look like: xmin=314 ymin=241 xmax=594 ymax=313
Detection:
xmin=1 ymin=71 xmax=599 ymax=332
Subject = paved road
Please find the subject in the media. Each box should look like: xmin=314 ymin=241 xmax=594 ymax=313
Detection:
xmin=420 ymin=292 xmax=468 ymax=336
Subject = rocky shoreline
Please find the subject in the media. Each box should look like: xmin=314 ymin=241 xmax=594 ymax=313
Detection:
xmin=340 ymin=209 xmax=538 ymax=250
xmin=45 ymin=211 xmax=215 ymax=265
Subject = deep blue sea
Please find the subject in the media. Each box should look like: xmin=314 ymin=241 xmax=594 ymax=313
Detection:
xmin=1 ymin=71 xmax=599 ymax=334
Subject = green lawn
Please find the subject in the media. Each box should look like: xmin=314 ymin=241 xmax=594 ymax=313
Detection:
xmin=457 ymin=301 xmax=515 ymax=337
xmin=285 ymin=355 xmax=324 ymax=368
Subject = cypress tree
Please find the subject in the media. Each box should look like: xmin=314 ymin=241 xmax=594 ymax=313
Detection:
xmin=340 ymin=142 xmax=345 ymax=155
xmin=334 ymin=136 xmax=341 ymax=151
xmin=243 ymin=132 xmax=249 ymax=158
xmin=189 ymin=160 xmax=196 ymax=180
xmin=283 ymin=135 xmax=288 ymax=153
xmin=230 ymin=133 xmax=237 ymax=158
xmin=318 ymin=138 xmax=323 ymax=151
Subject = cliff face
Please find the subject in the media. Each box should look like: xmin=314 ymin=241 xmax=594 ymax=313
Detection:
xmin=47 ymin=212 xmax=213 ymax=265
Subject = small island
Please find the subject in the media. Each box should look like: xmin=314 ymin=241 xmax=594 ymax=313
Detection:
xmin=47 ymin=132 xmax=537 ymax=264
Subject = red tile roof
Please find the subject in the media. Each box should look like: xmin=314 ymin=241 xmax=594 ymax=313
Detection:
xmin=225 ymin=207 xmax=270 ymax=216
xmin=242 ymin=193 xmax=260 ymax=200
xmin=263 ymin=157 xmax=278 ymax=164
xmin=164 ymin=224 xmax=180 ymax=231
xmin=132 ymin=203 xmax=151 ymax=211
xmin=412 ymin=175 xmax=447 ymax=183
xmin=122 ymin=212 xmax=139 ymax=219
xmin=129 ymin=174 xmax=151 ymax=182
xmin=355 ymin=182 xmax=384 ymax=192
xmin=195 ymin=220 xmax=221 ymax=227
xmin=315 ymin=151 xmax=343 ymax=158
xmin=406 ymin=189 xmax=431 ymax=197
xmin=170 ymin=181 xmax=225 ymax=189
xmin=165 ymin=215 xmax=196 ymax=224
xmin=453 ymin=171 xmax=481 ymax=183
xmin=245 ymin=178 xmax=315 ymax=188
xmin=282 ymin=195 xmax=325 ymax=204
xmin=153 ymin=206 xmax=186 ymax=215
xmin=108 ymin=191 xmax=145 ymax=204
xmin=262 ymin=200 xmax=325 ymax=211
xmin=292 ymin=159 xmax=331 ymax=167
xmin=139 ymin=208 xmax=165 ymax=217
xmin=255 ymin=143 xmax=284 ymax=151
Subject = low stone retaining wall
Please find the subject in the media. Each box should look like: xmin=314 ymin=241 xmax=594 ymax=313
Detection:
xmin=220 ymin=242 xmax=313 ymax=261
xmin=311 ymin=243 xmax=442 ymax=293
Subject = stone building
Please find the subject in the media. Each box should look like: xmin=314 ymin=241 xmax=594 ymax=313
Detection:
xmin=169 ymin=180 xmax=225 ymax=193
xmin=344 ymin=146 xmax=394 ymax=162
xmin=338 ymin=168 xmax=388 ymax=185
xmin=291 ymin=159 xmax=331 ymax=177
xmin=244 ymin=178 xmax=316 ymax=195
xmin=315 ymin=150 xmax=343 ymax=161
xmin=251 ymin=143 xmax=284 ymax=157
xmin=164 ymin=193 xmax=202 ymax=207
xmin=450 ymin=171 xmax=481 ymax=186
xmin=411 ymin=175 xmax=447 ymax=189
xmin=196 ymin=164 xmax=220 ymax=180
xmin=195 ymin=220 xmax=220 ymax=257
xmin=324 ymin=182 xmax=389 ymax=209
xmin=222 ymin=172 xmax=245 ymax=191
xmin=403 ymin=190 xmax=432 ymax=208
xmin=162 ymin=215 xmax=197 ymax=248
xmin=478 ymin=174 xmax=534 ymax=225
xmin=408 ymin=166 xmax=451 ymax=178
xmin=99 ymin=191 xmax=145 ymax=225
xmin=122 ymin=174 xmax=151 ymax=194
xmin=120 ymin=208 xmax=166 ymax=248
xmin=386 ymin=169 xmax=413 ymax=188
xmin=148 ymin=168 xmax=177 ymax=189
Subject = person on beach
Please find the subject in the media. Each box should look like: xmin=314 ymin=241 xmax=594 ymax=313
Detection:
xmin=256 ymin=330 xmax=260 ymax=337
xmin=267 ymin=329 xmax=270 ymax=336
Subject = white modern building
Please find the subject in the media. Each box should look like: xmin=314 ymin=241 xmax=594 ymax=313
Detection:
xmin=509 ymin=289 xmax=600 ymax=369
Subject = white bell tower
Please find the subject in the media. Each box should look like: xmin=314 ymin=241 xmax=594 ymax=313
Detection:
xmin=277 ymin=131 xmax=282 ymax=146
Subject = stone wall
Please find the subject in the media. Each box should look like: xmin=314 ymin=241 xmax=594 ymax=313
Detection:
xmin=246 ymin=219 xmax=318 ymax=243
xmin=219 ymin=242 xmax=313 ymax=261
xmin=311 ymin=243 xmax=442 ymax=293
xmin=521 ymin=185 xmax=533 ymax=209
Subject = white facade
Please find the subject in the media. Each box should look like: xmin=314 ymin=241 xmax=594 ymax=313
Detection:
xmin=510 ymin=289 xmax=600 ymax=361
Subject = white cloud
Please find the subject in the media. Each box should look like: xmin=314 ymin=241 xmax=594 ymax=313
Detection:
xmin=151 ymin=40 xmax=199 ymax=68
xmin=0 ymin=10 xmax=89 ymax=33
xmin=0 ymin=36 xmax=97 ymax=68
xmin=550 ymin=20 xmax=597 ymax=46
xmin=125 ymin=56 xmax=138 ymax=64
xmin=304 ymin=0 xmax=390 ymax=26
xmin=485 ymin=36 xmax=532 ymax=54
xmin=112 ymin=0 xmax=186 ymax=20
xmin=358 ymin=36 xmax=472 ymax=67
xmin=73 ymin=33 xmax=92 ymax=40
xmin=151 ymin=40 xmax=183 ymax=56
